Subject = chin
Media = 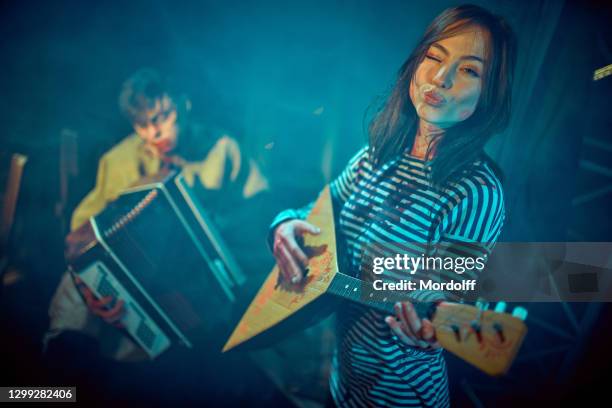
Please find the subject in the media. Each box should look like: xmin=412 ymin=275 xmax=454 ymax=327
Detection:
xmin=418 ymin=112 xmax=447 ymax=126
xmin=419 ymin=110 xmax=465 ymax=129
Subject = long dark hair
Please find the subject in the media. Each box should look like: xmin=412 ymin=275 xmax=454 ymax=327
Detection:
xmin=368 ymin=4 xmax=517 ymax=186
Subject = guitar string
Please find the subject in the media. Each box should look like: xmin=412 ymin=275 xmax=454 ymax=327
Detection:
xmin=328 ymin=280 xmax=525 ymax=335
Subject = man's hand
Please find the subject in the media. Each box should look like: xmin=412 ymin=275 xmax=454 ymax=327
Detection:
xmin=385 ymin=301 xmax=440 ymax=350
xmin=272 ymin=220 xmax=320 ymax=284
xmin=74 ymin=276 xmax=126 ymax=328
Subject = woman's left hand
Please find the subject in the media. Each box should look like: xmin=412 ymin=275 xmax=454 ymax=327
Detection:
xmin=385 ymin=301 xmax=441 ymax=350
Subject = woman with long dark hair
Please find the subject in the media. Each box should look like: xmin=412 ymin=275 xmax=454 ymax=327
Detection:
xmin=270 ymin=4 xmax=516 ymax=407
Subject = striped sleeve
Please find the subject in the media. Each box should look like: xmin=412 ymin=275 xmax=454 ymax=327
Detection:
xmin=267 ymin=146 xmax=369 ymax=246
xmin=427 ymin=172 xmax=505 ymax=301
xmin=442 ymin=173 xmax=505 ymax=245
xmin=329 ymin=145 xmax=369 ymax=204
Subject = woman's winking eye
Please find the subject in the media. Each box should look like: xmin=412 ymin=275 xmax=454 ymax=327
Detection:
xmin=425 ymin=47 xmax=482 ymax=79
xmin=425 ymin=53 xmax=442 ymax=63
xmin=462 ymin=65 xmax=481 ymax=78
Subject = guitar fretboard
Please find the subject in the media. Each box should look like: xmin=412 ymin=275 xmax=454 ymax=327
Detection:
xmin=327 ymin=273 xmax=434 ymax=319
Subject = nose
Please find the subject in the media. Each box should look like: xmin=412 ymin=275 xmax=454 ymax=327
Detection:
xmin=432 ymin=66 xmax=452 ymax=89
xmin=151 ymin=122 xmax=165 ymax=140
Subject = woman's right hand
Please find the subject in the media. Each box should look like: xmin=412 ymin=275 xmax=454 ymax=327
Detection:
xmin=272 ymin=220 xmax=321 ymax=284
xmin=74 ymin=275 xmax=126 ymax=328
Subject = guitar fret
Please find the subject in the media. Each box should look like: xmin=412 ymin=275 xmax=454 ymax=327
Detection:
xmin=329 ymin=273 xmax=405 ymax=316
xmin=329 ymin=273 xmax=442 ymax=320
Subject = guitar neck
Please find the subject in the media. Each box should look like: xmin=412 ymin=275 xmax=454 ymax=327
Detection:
xmin=327 ymin=273 xmax=435 ymax=319
xmin=326 ymin=272 xmax=528 ymax=377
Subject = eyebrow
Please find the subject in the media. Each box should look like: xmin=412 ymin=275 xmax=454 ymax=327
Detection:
xmin=431 ymin=43 xmax=484 ymax=63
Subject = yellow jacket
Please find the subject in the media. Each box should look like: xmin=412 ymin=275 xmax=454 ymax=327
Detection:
xmin=71 ymin=132 xmax=268 ymax=231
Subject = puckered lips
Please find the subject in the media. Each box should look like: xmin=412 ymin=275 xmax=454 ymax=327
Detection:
xmin=423 ymin=90 xmax=446 ymax=107
xmin=150 ymin=135 xmax=176 ymax=154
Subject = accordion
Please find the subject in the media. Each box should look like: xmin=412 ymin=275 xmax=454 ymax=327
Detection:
xmin=66 ymin=170 xmax=245 ymax=358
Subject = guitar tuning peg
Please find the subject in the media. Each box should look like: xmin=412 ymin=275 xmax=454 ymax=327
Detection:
xmin=493 ymin=322 xmax=506 ymax=343
xmin=450 ymin=324 xmax=461 ymax=342
xmin=470 ymin=321 xmax=483 ymax=343
xmin=512 ymin=306 xmax=528 ymax=321
xmin=476 ymin=298 xmax=489 ymax=311
xmin=494 ymin=301 xmax=507 ymax=313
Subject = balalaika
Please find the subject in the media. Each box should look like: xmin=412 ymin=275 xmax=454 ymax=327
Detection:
xmin=224 ymin=187 xmax=528 ymax=376
xmin=66 ymin=169 xmax=245 ymax=358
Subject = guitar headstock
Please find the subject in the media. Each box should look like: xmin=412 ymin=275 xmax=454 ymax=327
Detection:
xmin=432 ymin=301 xmax=527 ymax=376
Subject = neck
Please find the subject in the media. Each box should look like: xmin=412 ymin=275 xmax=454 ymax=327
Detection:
xmin=326 ymin=272 xmax=436 ymax=319
xmin=410 ymin=120 xmax=445 ymax=160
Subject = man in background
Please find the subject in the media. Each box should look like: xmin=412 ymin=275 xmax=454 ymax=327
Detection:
xmin=43 ymin=69 xmax=282 ymax=405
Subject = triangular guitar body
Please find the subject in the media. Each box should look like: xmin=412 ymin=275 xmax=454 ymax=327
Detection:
xmin=223 ymin=186 xmax=338 ymax=351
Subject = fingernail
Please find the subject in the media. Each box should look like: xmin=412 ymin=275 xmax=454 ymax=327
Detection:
xmin=291 ymin=275 xmax=301 ymax=284
xmin=315 ymin=227 xmax=321 ymax=233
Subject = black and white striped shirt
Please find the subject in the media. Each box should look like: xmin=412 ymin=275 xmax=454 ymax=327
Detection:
xmin=271 ymin=146 xmax=504 ymax=407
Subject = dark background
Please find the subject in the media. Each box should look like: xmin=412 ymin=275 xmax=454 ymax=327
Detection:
xmin=1 ymin=0 xmax=611 ymax=406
